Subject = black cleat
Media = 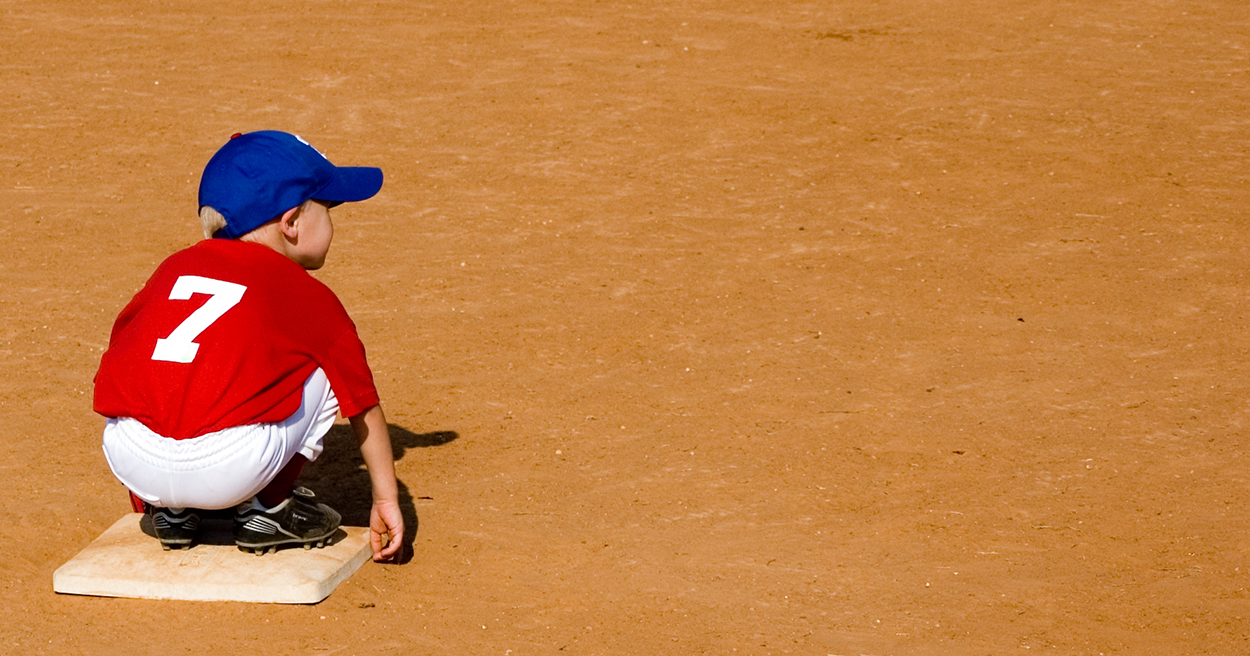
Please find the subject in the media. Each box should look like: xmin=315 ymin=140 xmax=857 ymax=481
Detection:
xmin=233 ymin=487 xmax=340 ymax=555
xmin=150 ymin=507 xmax=201 ymax=551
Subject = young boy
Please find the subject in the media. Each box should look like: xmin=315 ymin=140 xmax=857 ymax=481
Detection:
xmin=93 ymin=130 xmax=403 ymax=562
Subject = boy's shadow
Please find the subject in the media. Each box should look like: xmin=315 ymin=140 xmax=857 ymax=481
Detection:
xmin=302 ymin=424 xmax=457 ymax=564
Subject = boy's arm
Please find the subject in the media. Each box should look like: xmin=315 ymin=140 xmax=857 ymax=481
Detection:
xmin=349 ymin=404 xmax=404 ymax=562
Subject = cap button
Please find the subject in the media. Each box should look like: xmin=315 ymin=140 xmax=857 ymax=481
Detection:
xmin=230 ymin=132 xmax=243 ymax=140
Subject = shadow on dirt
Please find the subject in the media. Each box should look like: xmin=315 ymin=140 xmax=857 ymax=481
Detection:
xmin=302 ymin=423 xmax=458 ymax=564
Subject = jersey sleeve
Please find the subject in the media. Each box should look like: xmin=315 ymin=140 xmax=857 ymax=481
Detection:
xmin=319 ymin=324 xmax=380 ymax=419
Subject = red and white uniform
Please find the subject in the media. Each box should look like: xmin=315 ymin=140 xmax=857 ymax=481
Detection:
xmin=94 ymin=239 xmax=379 ymax=508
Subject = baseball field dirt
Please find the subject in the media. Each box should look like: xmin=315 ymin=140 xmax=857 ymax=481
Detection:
xmin=3 ymin=0 xmax=1249 ymax=654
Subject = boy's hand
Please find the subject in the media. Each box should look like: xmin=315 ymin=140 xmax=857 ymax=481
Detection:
xmin=370 ymin=498 xmax=404 ymax=562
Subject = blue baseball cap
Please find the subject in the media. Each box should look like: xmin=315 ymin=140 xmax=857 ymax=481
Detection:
xmin=198 ymin=130 xmax=384 ymax=239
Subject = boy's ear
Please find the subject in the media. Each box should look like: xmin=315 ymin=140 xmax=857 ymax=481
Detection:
xmin=277 ymin=205 xmax=302 ymax=239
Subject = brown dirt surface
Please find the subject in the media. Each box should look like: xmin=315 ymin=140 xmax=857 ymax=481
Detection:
xmin=3 ymin=0 xmax=1249 ymax=654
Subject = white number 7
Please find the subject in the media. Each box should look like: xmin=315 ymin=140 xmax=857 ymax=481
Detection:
xmin=151 ymin=275 xmax=247 ymax=363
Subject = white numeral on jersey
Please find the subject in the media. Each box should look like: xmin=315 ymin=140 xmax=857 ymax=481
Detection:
xmin=151 ymin=275 xmax=247 ymax=363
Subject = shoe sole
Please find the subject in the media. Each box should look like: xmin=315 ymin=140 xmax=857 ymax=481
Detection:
xmin=236 ymin=534 xmax=334 ymax=555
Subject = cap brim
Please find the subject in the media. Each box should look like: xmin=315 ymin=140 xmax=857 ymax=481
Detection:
xmin=313 ymin=166 xmax=384 ymax=204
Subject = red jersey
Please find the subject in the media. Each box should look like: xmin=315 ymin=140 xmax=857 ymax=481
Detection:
xmin=94 ymin=239 xmax=379 ymax=439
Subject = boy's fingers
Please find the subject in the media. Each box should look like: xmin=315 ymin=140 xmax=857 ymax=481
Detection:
xmin=371 ymin=526 xmax=401 ymax=562
xmin=375 ymin=543 xmax=399 ymax=561
xmin=367 ymin=504 xmax=403 ymax=561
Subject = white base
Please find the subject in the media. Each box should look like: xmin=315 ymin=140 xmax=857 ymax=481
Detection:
xmin=53 ymin=514 xmax=372 ymax=604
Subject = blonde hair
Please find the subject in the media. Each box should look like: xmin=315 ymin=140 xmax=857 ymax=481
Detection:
xmin=200 ymin=206 xmax=227 ymax=239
